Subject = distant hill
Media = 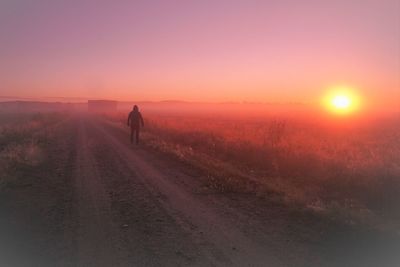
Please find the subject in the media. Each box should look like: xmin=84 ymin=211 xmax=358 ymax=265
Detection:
xmin=0 ymin=99 xmax=313 ymax=116
xmin=118 ymin=100 xmax=311 ymax=117
xmin=0 ymin=101 xmax=86 ymax=112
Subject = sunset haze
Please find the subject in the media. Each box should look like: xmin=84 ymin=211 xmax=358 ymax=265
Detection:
xmin=0 ymin=0 xmax=399 ymax=111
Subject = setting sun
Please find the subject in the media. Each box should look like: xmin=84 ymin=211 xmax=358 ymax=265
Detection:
xmin=323 ymin=86 xmax=361 ymax=115
xmin=331 ymin=94 xmax=351 ymax=110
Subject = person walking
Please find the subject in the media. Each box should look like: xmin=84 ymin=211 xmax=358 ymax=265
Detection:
xmin=127 ymin=105 xmax=144 ymax=144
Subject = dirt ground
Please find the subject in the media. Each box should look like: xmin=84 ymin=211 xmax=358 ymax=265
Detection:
xmin=1 ymin=114 xmax=399 ymax=267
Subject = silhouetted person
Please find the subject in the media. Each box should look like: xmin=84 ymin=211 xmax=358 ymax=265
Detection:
xmin=127 ymin=105 xmax=144 ymax=144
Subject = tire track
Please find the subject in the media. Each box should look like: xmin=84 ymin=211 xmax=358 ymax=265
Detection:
xmin=86 ymin=121 xmax=210 ymax=266
xmin=90 ymin=117 xmax=281 ymax=266
xmin=72 ymin=118 xmax=130 ymax=267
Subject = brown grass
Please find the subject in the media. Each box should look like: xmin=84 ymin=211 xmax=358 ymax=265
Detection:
xmin=106 ymin=111 xmax=400 ymax=226
xmin=0 ymin=112 xmax=65 ymax=188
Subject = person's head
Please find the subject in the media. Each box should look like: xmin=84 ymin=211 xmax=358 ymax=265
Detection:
xmin=133 ymin=105 xmax=139 ymax=112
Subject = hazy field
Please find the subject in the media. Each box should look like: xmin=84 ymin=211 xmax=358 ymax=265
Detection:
xmin=0 ymin=112 xmax=65 ymax=189
xmin=2 ymin=109 xmax=399 ymax=227
xmin=1 ymin=108 xmax=399 ymax=266
xmin=108 ymin=110 xmax=400 ymax=227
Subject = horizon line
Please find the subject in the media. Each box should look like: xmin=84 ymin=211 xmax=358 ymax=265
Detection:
xmin=0 ymin=96 xmax=308 ymax=105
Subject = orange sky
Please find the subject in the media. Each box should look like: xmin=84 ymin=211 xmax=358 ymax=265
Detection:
xmin=0 ymin=1 xmax=399 ymax=111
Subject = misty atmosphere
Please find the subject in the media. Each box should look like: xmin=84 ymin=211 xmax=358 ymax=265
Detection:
xmin=0 ymin=101 xmax=399 ymax=266
xmin=1 ymin=0 xmax=400 ymax=267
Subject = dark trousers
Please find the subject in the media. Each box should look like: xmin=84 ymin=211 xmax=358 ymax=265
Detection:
xmin=130 ymin=126 xmax=140 ymax=144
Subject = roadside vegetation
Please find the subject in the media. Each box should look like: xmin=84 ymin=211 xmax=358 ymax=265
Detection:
xmin=107 ymin=111 xmax=400 ymax=228
xmin=0 ymin=112 xmax=64 ymax=189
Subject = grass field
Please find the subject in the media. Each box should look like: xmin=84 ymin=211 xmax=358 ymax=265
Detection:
xmin=1 ymin=109 xmax=399 ymax=266
xmin=0 ymin=112 xmax=66 ymax=188
xmin=2 ymin=110 xmax=399 ymax=226
xmin=108 ymin=111 xmax=400 ymax=227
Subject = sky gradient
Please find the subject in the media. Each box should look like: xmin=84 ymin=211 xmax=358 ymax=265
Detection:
xmin=0 ymin=0 xmax=399 ymax=108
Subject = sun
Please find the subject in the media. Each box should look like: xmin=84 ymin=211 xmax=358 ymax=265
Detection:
xmin=331 ymin=94 xmax=351 ymax=110
xmin=323 ymin=86 xmax=361 ymax=115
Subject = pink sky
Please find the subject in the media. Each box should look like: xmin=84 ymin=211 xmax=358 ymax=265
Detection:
xmin=0 ymin=0 xmax=399 ymax=108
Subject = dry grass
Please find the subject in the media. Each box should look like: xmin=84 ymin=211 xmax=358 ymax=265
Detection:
xmin=107 ymin=111 xmax=400 ymax=226
xmin=0 ymin=112 xmax=64 ymax=188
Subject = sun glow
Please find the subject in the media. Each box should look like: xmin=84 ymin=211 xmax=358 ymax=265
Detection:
xmin=332 ymin=95 xmax=351 ymax=109
xmin=323 ymin=86 xmax=361 ymax=115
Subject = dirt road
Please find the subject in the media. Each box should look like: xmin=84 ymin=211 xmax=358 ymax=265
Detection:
xmin=1 ymin=115 xmax=399 ymax=267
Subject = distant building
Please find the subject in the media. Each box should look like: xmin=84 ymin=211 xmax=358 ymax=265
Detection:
xmin=88 ymin=100 xmax=117 ymax=113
